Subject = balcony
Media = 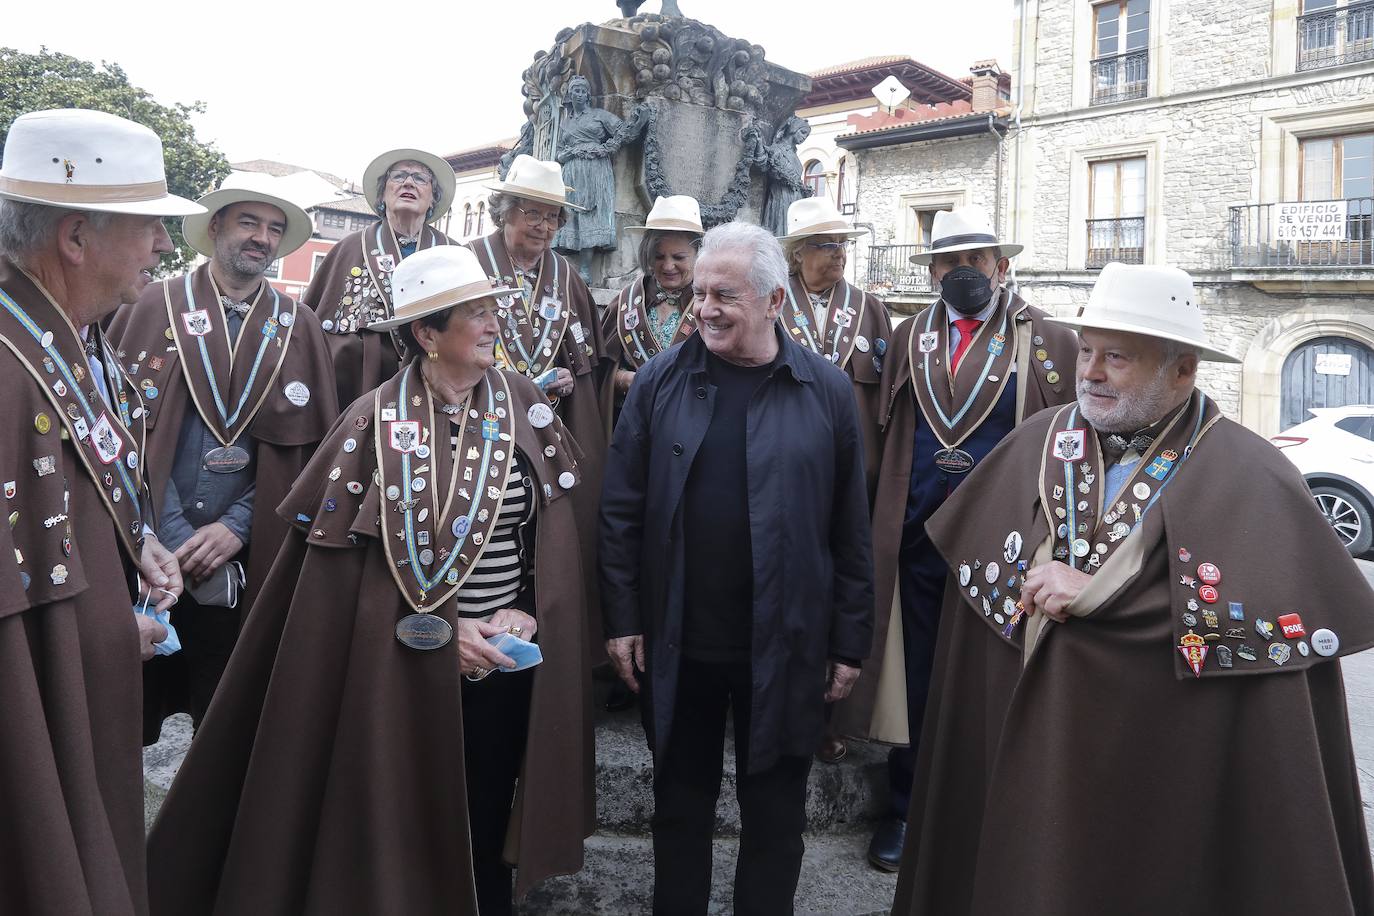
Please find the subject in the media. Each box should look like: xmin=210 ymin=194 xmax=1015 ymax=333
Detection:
xmin=1230 ymin=197 xmax=1374 ymax=290
xmin=1086 ymin=217 xmax=1145 ymax=268
xmin=1090 ymin=49 xmax=1149 ymax=105
xmin=864 ymin=244 xmax=934 ymax=298
xmin=1298 ymin=1 xmax=1374 ymax=72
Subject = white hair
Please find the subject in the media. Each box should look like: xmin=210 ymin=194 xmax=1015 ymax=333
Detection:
xmin=1158 ymin=338 xmax=1202 ymax=370
xmin=0 ymin=199 xmax=116 ymax=265
xmin=697 ymin=221 xmax=788 ymax=298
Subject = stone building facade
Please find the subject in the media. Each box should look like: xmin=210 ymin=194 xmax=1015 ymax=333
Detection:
xmin=1011 ymin=0 xmax=1374 ymax=434
xmin=836 ymin=62 xmax=1013 ymax=315
xmin=839 ymin=1 xmax=1374 ymax=437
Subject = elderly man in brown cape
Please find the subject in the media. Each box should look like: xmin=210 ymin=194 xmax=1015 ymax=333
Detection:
xmin=107 ymin=171 xmax=338 ymax=743
xmin=304 ymin=146 xmax=457 ymax=407
xmin=147 ymin=245 xmax=593 ymax=915
xmin=893 ymin=263 xmax=1374 ymax=916
xmin=0 ymin=108 xmax=192 ymax=916
xmin=829 ymin=206 xmax=1078 ymax=868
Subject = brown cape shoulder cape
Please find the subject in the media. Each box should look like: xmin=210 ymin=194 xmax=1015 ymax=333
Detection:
xmin=109 ymin=263 xmax=340 ymax=611
xmin=892 ymin=406 xmax=1374 ymax=916
xmin=832 ymin=293 xmax=1077 ymax=742
xmin=303 ymin=224 xmax=453 ymax=408
xmin=778 ymin=276 xmax=893 ymax=494
xmin=468 ymin=231 xmax=609 ymax=658
xmin=146 ymin=363 xmax=594 ymax=915
xmin=0 ymin=259 xmax=149 ymax=916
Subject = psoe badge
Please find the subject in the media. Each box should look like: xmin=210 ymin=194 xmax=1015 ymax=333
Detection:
xmin=1277 ymin=613 xmax=1306 ymax=639
xmin=1053 ymin=429 xmax=1086 ymax=462
xmin=182 ymin=309 xmax=213 ymax=337
xmin=389 ymin=420 xmax=421 ymax=453
xmin=919 ymin=331 xmax=939 ymax=354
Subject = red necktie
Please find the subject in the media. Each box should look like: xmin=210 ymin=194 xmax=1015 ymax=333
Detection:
xmin=950 ymin=318 xmax=982 ymax=373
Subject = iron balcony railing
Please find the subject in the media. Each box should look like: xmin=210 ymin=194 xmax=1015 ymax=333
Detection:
xmin=1230 ymin=196 xmax=1374 ymax=268
xmin=1090 ymin=49 xmax=1149 ymax=105
xmin=865 ymin=244 xmax=934 ymax=296
xmin=1086 ymin=217 xmax=1146 ymax=268
xmin=1298 ymin=1 xmax=1374 ymax=71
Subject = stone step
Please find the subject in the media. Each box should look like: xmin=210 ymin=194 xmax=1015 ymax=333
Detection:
xmin=523 ymin=828 xmax=897 ymax=915
xmin=593 ymin=701 xmax=889 ymax=836
xmin=145 ymin=690 xmax=895 ymax=841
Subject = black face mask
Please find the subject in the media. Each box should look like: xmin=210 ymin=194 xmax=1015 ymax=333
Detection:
xmin=940 ymin=266 xmax=996 ymax=316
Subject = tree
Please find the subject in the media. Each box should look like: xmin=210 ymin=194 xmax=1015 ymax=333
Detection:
xmin=0 ymin=47 xmax=230 ymax=273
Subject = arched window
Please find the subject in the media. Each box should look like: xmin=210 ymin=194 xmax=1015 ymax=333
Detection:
xmin=803 ymin=160 xmax=828 ymax=199
xmin=476 ymin=201 xmax=486 ymax=236
xmin=463 ymin=203 xmax=473 ymax=237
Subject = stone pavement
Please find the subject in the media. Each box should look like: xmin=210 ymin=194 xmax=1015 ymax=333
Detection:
xmin=142 ymin=559 xmax=1374 ymax=913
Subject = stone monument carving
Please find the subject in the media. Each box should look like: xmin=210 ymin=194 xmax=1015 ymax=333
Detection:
xmin=502 ymin=13 xmax=811 ymax=291
xmin=554 ymin=75 xmax=645 ymax=282
xmin=753 ymin=115 xmax=813 ymax=237
xmin=617 ymin=0 xmax=684 ymax=17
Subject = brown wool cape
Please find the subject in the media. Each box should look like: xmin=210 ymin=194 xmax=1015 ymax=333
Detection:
xmin=779 ymin=275 xmax=893 ymax=493
xmin=0 ymin=260 xmax=152 ymax=916
xmin=832 ymin=292 xmax=1077 ymax=742
xmin=303 ymin=223 xmax=453 ymax=408
xmin=468 ymin=230 xmax=609 ymax=653
xmin=145 ymin=362 xmax=595 ymax=915
xmin=599 ymin=274 xmax=697 ymax=432
xmin=892 ymin=404 xmax=1374 ymax=916
xmin=108 ymin=263 xmax=340 ymax=612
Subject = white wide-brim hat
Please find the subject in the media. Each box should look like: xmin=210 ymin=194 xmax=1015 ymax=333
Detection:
xmin=779 ymin=197 xmax=864 ymax=241
xmin=909 ymin=205 xmax=1022 ymax=265
xmin=0 ymin=108 xmax=203 ymax=216
xmin=371 ymin=246 xmax=519 ymax=332
xmin=363 ymin=148 xmax=457 ymax=223
xmin=626 ymin=195 xmax=704 ymax=235
xmin=484 ymin=154 xmax=588 ymax=212
xmin=183 ymin=171 xmax=313 ymax=259
xmin=1049 ymin=262 xmax=1239 ymax=363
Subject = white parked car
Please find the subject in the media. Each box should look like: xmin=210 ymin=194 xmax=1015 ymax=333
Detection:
xmin=1271 ymin=405 xmax=1374 ymax=556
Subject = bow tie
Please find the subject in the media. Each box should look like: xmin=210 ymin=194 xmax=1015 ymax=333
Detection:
xmin=220 ymin=296 xmax=250 ymax=316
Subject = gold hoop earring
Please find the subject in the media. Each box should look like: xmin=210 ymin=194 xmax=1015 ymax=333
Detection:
xmin=427 ymin=350 xmax=438 ymax=361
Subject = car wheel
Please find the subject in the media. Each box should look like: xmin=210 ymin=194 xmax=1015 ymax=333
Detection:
xmin=1311 ymin=485 xmax=1374 ymax=556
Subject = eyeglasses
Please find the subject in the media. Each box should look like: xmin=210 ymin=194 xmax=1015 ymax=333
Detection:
xmin=514 ymin=205 xmax=566 ymax=229
xmin=804 ymin=240 xmax=854 ymax=252
xmin=387 ymin=170 xmax=432 ymax=187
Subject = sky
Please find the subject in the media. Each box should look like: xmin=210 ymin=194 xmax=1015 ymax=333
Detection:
xmin=5 ymin=0 xmax=1012 ymax=183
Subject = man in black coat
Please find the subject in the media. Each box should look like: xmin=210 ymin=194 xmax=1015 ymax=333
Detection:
xmin=600 ymin=220 xmax=875 ymax=916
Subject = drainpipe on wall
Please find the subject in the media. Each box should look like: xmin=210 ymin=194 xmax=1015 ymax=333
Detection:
xmin=1010 ymin=0 xmax=1037 ymax=292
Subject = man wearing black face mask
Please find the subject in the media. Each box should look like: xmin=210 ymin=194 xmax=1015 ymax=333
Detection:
xmin=829 ymin=206 xmax=1078 ymax=871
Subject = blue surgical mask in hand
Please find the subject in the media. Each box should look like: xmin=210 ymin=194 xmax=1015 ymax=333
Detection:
xmin=134 ymin=591 xmax=181 ymax=656
xmin=486 ymin=632 xmax=543 ymax=672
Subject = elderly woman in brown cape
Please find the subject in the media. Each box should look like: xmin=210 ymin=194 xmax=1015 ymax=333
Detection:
xmin=147 ymin=246 xmax=594 ymax=916
xmin=777 ymin=197 xmax=892 ymax=493
xmin=469 ymin=153 xmax=609 ymax=644
xmin=304 ymin=146 xmax=458 ymax=408
xmin=603 ymin=195 xmax=703 ymax=417
xmin=776 ymin=197 xmax=892 ymax=764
